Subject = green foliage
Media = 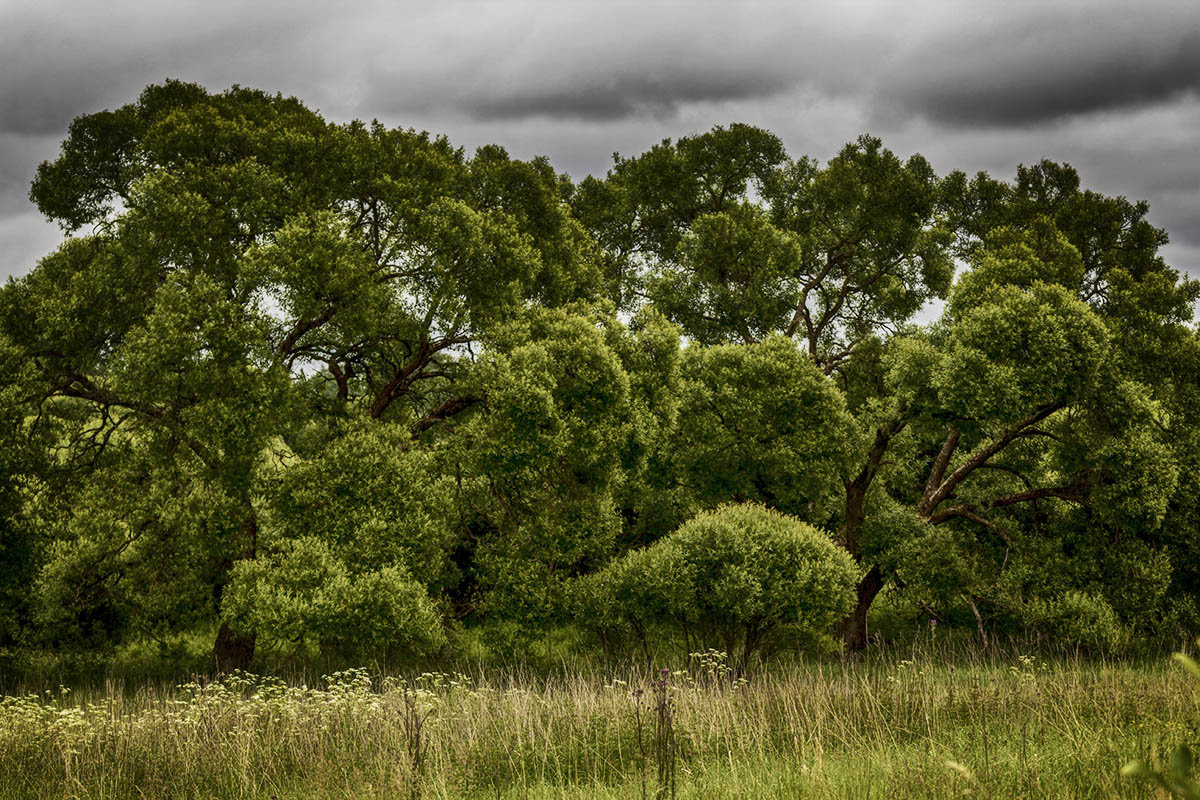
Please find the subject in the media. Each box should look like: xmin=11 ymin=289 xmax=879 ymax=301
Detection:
xmin=2 ymin=81 xmax=612 ymax=665
xmin=580 ymin=127 xmax=954 ymax=373
xmin=444 ymin=306 xmax=636 ymax=635
xmin=669 ymin=336 xmax=856 ymax=522
xmin=1027 ymin=590 xmax=1129 ymax=652
xmin=221 ymin=537 xmax=445 ymax=658
xmin=950 ymin=218 xmax=1085 ymax=309
xmin=265 ymin=425 xmax=456 ymax=590
xmin=2 ymin=80 xmax=1197 ymax=669
xmin=28 ymin=450 xmax=243 ymax=650
xmin=649 ymin=202 xmax=804 ymax=345
xmin=762 ymin=135 xmax=954 ymax=360
xmin=578 ymin=505 xmax=856 ymax=671
xmin=862 ymin=219 xmax=1189 ymax=648
xmin=604 ymin=309 xmax=685 ymax=548
xmin=937 ymin=281 xmax=1109 ymax=419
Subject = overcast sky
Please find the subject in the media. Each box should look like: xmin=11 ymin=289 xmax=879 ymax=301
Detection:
xmin=2 ymin=0 xmax=1198 ymax=288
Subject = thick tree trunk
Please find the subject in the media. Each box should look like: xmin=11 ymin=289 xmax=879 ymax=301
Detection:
xmin=834 ymin=413 xmax=907 ymax=648
xmin=212 ymin=622 xmax=256 ymax=672
xmin=211 ymin=509 xmax=258 ymax=672
xmin=836 ymin=564 xmax=884 ymax=650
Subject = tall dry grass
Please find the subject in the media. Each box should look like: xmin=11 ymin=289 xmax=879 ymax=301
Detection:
xmin=0 ymin=641 xmax=1194 ymax=799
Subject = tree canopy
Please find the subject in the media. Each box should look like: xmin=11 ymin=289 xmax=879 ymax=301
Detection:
xmin=1 ymin=81 xmax=1196 ymax=670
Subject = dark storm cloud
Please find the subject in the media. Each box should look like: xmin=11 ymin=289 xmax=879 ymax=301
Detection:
xmin=2 ymin=0 xmax=1199 ymax=285
xmin=463 ymin=69 xmax=794 ymax=122
xmin=886 ymin=13 xmax=1200 ymax=127
xmin=909 ymin=39 xmax=1200 ymax=127
xmin=0 ymin=75 xmax=117 ymax=137
xmin=355 ymin=0 xmax=876 ymax=127
xmin=0 ymin=3 xmax=326 ymax=137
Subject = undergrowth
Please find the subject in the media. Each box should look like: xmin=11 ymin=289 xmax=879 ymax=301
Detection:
xmin=0 ymin=642 xmax=1194 ymax=799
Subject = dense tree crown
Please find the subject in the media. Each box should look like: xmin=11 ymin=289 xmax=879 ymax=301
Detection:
xmin=1 ymin=82 xmax=1196 ymax=668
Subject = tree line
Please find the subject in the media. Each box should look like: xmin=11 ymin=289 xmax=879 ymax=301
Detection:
xmin=1 ymin=81 xmax=1197 ymax=670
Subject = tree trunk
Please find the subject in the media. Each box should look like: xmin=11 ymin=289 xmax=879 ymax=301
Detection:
xmin=211 ymin=509 xmax=258 ymax=672
xmin=212 ymin=621 xmax=256 ymax=673
xmin=837 ymin=564 xmax=884 ymax=650
xmin=835 ymin=413 xmax=906 ymax=649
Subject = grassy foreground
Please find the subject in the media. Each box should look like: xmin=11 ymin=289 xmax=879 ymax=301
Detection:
xmin=0 ymin=644 xmax=1196 ymax=799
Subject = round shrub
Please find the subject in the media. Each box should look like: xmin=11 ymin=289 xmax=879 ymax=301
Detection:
xmin=578 ymin=503 xmax=857 ymax=673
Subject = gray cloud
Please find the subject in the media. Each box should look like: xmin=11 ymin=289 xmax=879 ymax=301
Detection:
xmin=2 ymin=0 xmax=1199 ymax=285
xmin=0 ymin=2 xmax=327 ymax=136
xmin=883 ymin=10 xmax=1200 ymax=128
xmin=465 ymin=69 xmax=795 ymax=122
xmin=0 ymin=135 xmax=59 ymax=216
xmin=0 ymin=75 xmax=120 ymax=138
xmin=356 ymin=1 xmax=878 ymax=126
xmin=0 ymin=211 xmax=64 ymax=279
xmin=1155 ymin=192 xmax=1200 ymax=253
xmin=908 ymin=44 xmax=1200 ymax=128
xmin=1162 ymin=241 xmax=1200 ymax=283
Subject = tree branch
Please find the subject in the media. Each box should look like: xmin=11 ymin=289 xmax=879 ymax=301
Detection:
xmin=277 ymin=301 xmax=339 ymax=359
xmin=841 ymin=408 xmax=910 ymax=555
xmin=917 ymin=401 xmax=1066 ymax=518
xmin=928 ymin=478 xmax=1090 ymax=531
xmin=921 ymin=429 xmax=960 ymax=507
xmin=367 ymin=336 xmax=469 ymax=419
xmin=984 ymin=480 xmax=1090 ymax=509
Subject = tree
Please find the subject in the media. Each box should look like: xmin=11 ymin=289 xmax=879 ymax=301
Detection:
xmin=571 ymin=123 xmax=787 ymax=310
xmin=574 ymin=129 xmax=954 ymax=373
xmin=576 ymin=504 xmax=856 ymax=674
xmin=579 ymin=125 xmax=1197 ymax=648
xmin=2 ymin=81 xmax=602 ymax=667
xmin=836 ymin=216 xmax=1191 ymax=647
xmin=438 ymin=307 xmax=632 ymax=637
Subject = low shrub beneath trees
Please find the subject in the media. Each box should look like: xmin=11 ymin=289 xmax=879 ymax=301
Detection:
xmin=574 ymin=504 xmax=859 ymax=674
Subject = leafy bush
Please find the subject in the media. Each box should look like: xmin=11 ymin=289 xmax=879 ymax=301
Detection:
xmin=669 ymin=337 xmax=856 ymax=523
xmin=221 ymin=537 xmax=446 ymax=660
xmin=1028 ymin=590 xmax=1129 ymax=652
xmin=268 ymin=425 xmax=458 ymax=591
xmin=577 ymin=504 xmax=856 ymax=673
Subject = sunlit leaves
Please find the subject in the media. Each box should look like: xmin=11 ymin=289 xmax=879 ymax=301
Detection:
xmin=577 ymin=504 xmax=857 ymax=668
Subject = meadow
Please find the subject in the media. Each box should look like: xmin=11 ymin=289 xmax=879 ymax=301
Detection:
xmin=1 ymin=640 xmax=1195 ymax=799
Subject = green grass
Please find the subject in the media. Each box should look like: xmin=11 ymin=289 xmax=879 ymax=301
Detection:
xmin=0 ymin=643 xmax=1195 ymax=799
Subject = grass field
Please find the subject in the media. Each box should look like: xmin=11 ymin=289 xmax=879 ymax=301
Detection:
xmin=0 ymin=641 xmax=1195 ymax=799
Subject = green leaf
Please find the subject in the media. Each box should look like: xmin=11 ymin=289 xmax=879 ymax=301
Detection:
xmin=1170 ymin=745 xmax=1195 ymax=778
